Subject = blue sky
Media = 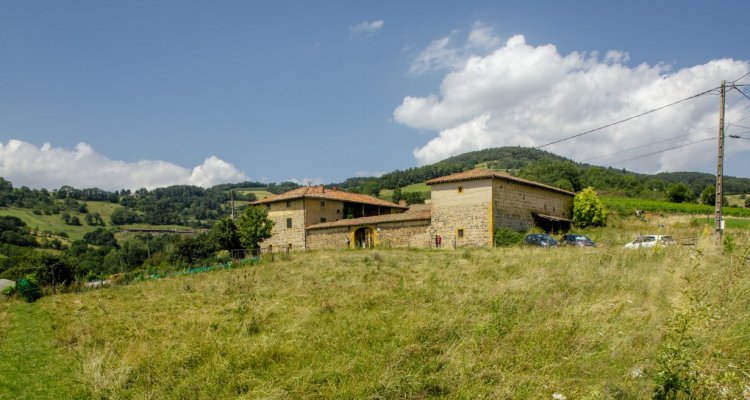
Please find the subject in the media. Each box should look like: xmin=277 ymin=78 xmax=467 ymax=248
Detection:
xmin=1 ymin=0 xmax=749 ymax=189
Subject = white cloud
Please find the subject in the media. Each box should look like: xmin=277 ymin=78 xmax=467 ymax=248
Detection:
xmin=350 ymin=20 xmax=384 ymax=37
xmin=0 ymin=140 xmax=248 ymax=190
xmin=397 ymin=28 xmax=750 ymax=174
xmin=410 ymin=22 xmax=501 ymax=74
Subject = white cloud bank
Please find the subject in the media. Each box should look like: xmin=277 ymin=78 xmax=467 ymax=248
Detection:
xmin=350 ymin=20 xmax=384 ymax=37
xmin=396 ymin=25 xmax=750 ymax=174
xmin=0 ymin=140 xmax=248 ymax=190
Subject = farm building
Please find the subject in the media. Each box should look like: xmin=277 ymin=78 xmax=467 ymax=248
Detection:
xmin=253 ymin=168 xmax=574 ymax=251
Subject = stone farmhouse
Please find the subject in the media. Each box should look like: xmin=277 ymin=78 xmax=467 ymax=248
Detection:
xmin=253 ymin=168 xmax=574 ymax=251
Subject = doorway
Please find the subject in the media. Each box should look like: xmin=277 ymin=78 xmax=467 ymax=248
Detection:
xmin=354 ymin=227 xmax=375 ymax=248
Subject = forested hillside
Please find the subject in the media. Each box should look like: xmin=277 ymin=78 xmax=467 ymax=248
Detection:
xmin=331 ymin=147 xmax=750 ymax=202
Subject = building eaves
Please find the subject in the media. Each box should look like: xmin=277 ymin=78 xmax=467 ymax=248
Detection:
xmin=306 ymin=209 xmax=431 ymax=230
xmin=425 ymin=168 xmax=575 ymax=196
xmin=252 ymin=186 xmax=408 ymax=209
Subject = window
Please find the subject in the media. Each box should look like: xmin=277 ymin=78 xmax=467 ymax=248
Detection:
xmin=286 ymin=218 xmax=292 ymax=228
xmin=265 ymin=204 xmax=271 ymax=209
xmin=320 ymin=201 xmax=326 ymax=207
xmin=286 ymin=201 xmax=291 ymax=208
xmin=336 ymin=209 xmax=340 ymax=214
xmin=320 ymin=217 xmax=327 ymax=223
xmin=457 ymin=228 xmax=465 ymax=238
xmin=457 ymin=186 xmax=464 ymax=194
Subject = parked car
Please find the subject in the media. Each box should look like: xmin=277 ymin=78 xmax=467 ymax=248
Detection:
xmin=524 ymin=233 xmax=558 ymax=247
xmin=560 ymin=234 xmax=596 ymax=247
xmin=623 ymin=235 xmax=675 ymax=249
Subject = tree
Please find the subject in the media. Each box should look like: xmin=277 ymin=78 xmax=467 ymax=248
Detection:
xmin=573 ymin=187 xmax=607 ymax=228
xmin=666 ymin=183 xmax=693 ymax=203
xmin=700 ymin=185 xmax=715 ymax=205
xmin=236 ymin=206 xmax=274 ymax=251
xmin=210 ymin=217 xmax=241 ymax=251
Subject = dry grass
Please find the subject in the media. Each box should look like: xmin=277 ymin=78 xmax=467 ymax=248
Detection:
xmin=2 ymin=220 xmax=749 ymax=399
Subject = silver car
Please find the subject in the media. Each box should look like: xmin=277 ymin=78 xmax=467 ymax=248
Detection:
xmin=624 ymin=235 xmax=675 ymax=249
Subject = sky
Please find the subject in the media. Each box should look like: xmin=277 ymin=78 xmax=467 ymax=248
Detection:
xmin=1 ymin=0 xmax=749 ymax=190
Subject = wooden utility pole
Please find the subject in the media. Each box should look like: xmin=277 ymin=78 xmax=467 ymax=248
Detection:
xmin=715 ymin=81 xmax=726 ymax=237
xmin=231 ymin=189 xmax=236 ymax=221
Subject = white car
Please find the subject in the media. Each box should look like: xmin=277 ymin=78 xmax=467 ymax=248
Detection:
xmin=624 ymin=235 xmax=675 ymax=249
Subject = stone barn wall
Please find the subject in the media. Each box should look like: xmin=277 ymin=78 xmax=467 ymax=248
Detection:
xmin=491 ymin=178 xmax=573 ymax=232
xmin=429 ymin=179 xmax=493 ymax=248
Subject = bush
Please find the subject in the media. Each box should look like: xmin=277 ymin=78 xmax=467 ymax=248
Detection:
xmin=573 ymin=187 xmax=607 ymax=227
xmin=494 ymin=228 xmax=524 ymax=247
xmin=17 ymin=277 xmax=42 ymax=302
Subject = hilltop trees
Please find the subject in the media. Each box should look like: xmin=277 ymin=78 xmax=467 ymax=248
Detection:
xmin=573 ymin=187 xmax=607 ymax=228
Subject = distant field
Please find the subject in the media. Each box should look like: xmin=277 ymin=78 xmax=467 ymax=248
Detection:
xmin=234 ymin=187 xmax=274 ymax=200
xmin=0 ymin=203 xmax=194 ymax=242
xmin=601 ymin=195 xmax=750 ymax=218
xmin=380 ymin=182 xmax=431 ymax=201
xmin=726 ymin=194 xmax=749 ymax=207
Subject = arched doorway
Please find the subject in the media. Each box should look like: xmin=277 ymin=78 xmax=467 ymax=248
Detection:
xmin=354 ymin=227 xmax=375 ymax=248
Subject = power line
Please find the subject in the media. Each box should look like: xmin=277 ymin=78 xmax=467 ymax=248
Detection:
xmin=603 ymin=137 xmax=716 ymax=166
xmin=535 ymin=87 xmax=720 ymax=150
xmin=484 ymin=85 xmax=721 ymax=166
xmin=731 ymin=85 xmax=750 ymax=102
xmin=732 ymin=71 xmax=750 ymax=84
xmin=581 ymin=131 xmax=704 ymax=162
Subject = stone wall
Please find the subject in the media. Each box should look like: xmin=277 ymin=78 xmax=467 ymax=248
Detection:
xmin=262 ymin=199 xmax=306 ymax=251
xmin=492 ymin=178 xmax=573 ymax=232
xmin=306 ymin=219 xmax=431 ymax=250
xmin=429 ymin=179 xmax=493 ymax=248
xmin=375 ymin=220 xmax=431 ymax=248
xmin=303 ymin=199 xmax=345 ymax=226
xmin=306 ymin=226 xmax=350 ymax=250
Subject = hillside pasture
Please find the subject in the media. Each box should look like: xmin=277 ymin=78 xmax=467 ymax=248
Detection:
xmin=601 ymin=195 xmax=750 ymax=218
xmin=1 ymin=220 xmax=748 ymax=398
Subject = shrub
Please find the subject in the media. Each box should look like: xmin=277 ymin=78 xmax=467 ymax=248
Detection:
xmin=493 ymin=228 xmax=524 ymax=247
xmin=573 ymin=187 xmax=607 ymax=227
xmin=17 ymin=277 xmax=42 ymax=302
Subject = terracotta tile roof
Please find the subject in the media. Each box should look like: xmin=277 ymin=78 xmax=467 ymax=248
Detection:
xmin=252 ymin=186 xmax=408 ymax=209
xmin=425 ymin=168 xmax=575 ymax=196
xmin=306 ymin=209 xmax=431 ymax=230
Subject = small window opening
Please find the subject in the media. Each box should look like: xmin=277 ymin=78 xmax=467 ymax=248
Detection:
xmin=286 ymin=201 xmax=291 ymax=208
xmin=336 ymin=209 xmax=340 ymax=214
xmin=320 ymin=217 xmax=327 ymax=223
xmin=320 ymin=201 xmax=325 ymax=207
xmin=286 ymin=218 xmax=292 ymax=228
xmin=457 ymin=186 xmax=464 ymax=194
xmin=457 ymin=229 xmax=465 ymax=238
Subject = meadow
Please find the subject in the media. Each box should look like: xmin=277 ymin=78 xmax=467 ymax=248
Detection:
xmin=1 ymin=217 xmax=749 ymax=399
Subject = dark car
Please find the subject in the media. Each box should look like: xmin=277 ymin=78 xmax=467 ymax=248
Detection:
xmin=524 ymin=233 xmax=558 ymax=248
xmin=560 ymin=234 xmax=596 ymax=247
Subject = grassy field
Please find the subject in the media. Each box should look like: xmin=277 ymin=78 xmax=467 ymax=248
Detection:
xmin=601 ymin=195 xmax=750 ymax=218
xmin=727 ymin=194 xmax=749 ymax=208
xmin=0 ymin=202 xmax=197 ymax=242
xmin=380 ymin=182 xmax=431 ymax=202
xmin=1 ymin=219 xmax=748 ymax=398
xmin=236 ymin=187 xmax=275 ymax=200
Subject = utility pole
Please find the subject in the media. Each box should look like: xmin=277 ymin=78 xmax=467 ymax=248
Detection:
xmin=715 ymin=80 xmax=726 ymax=238
xmin=231 ymin=189 xmax=235 ymax=221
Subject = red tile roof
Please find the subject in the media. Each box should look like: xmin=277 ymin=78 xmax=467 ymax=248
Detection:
xmin=252 ymin=186 xmax=408 ymax=209
xmin=425 ymin=168 xmax=574 ymax=196
xmin=306 ymin=209 xmax=431 ymax=230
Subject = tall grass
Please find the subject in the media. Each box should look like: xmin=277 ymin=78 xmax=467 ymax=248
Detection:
xmin=1 ymin=224 xmax=748 ymax=398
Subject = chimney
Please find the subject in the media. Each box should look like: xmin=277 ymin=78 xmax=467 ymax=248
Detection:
xmin=320 ymin=184 xmax=325 ymax=193
xmin=398 ymin=200 xmax=407 ymax=206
